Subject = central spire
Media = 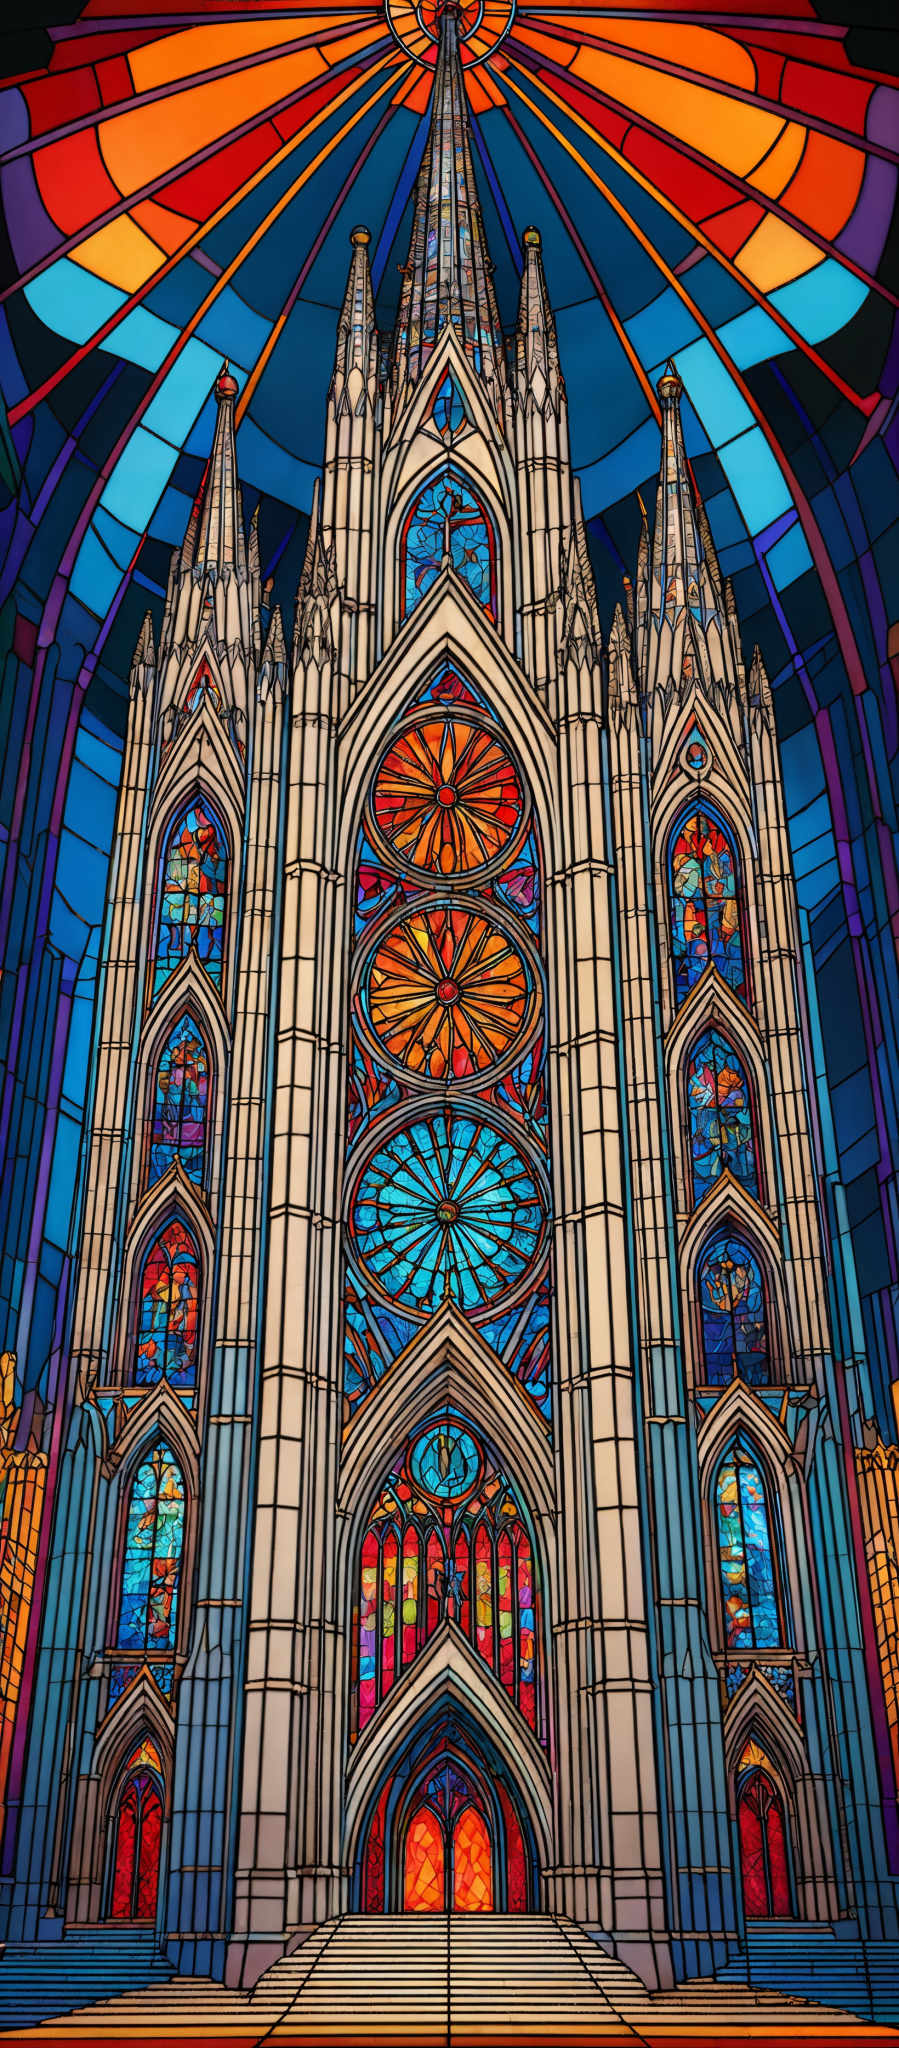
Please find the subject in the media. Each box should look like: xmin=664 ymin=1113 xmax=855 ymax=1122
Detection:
xmin=393 ymin=0 xmax=504 ymax=390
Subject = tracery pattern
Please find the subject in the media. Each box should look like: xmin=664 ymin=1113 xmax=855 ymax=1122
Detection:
xmin=401 ymin=470 xmax=495 ymax=616
xmin=687 ymin=1029 xmax=758 ymax=1203
xmin=669 ymin=808 xmax=746 ymax=1007
xmin=353 ymin=1422 xmax=541 ymax=1738
xmin=737 ymin=1755 xmax=792 ymax=1919
xmin=115 ymin=1442 xmax=185 ymax=1668
xmin=345 ymin=670 xmax=550 ymax=1416
xmin=148 ymin=1016 xmax=209 ymax=1187
xmin=698 ymin=1236 xmax=769 ymax=1386
xmin=153 ymin=801 xmax=227 ymax=997
xmin=134 ymin=1222 xmax=200 ymax=1390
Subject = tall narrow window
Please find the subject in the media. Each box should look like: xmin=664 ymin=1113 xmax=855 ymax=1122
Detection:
xmin=109 ymin=1738 xmax=165 ymax=1921
xmin=153 ymin=799 xmax=227 ymax=997
xmin=737 ymin=1750 xmax=792 ymax=1918
xmin=401 ymin=470 xmax=495 ymax=617
xmin=134 ymin=1223 xmax=199 ymax=1390
xmin=686 ymin=1029 xmax=759 ymax=1203
xmin=698 ymin=1235 xmax=769 ymax=1385
xmin=668 ymin=808 xmax=746 ymax=1006
xmin=716 ymin=1448 xmax=783 ymax=1650
xmin=148 ymin=1015 xmax=209 ymax=1187
xmin=116 ymin=1443 xmax=185 ymax=1665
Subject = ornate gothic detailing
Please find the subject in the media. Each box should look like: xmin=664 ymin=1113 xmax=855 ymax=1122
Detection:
xmin=353 ymin=1421 xmax=542 ymax=1740
xmin=113 ymin=1442 xmax=185 ymax=1698
xmin=344 ymin=672 xmax=550 ymax=1417
xmin=392 ymin=5 xmax=504 ymax=395
xmin=109 ymin=1743 xmax=165 ymax=1920
xmin=147 ymin=1017 xmax=209 ymax=1188
xmin=152 ymin=801 xmax=228 ymax=998
xmin=698 ymin=1236 xmax=769 ymax=1387
xmin=668 ymin=808 xmax=746 ymax=1008
xmin=401 ymin=469 xmax=496 ymax=618
xmin=736 ymin=1745 xmax=792 ymax=1919
xmin=686 ymin=1029 xmax=759 ymax=1204
xmin=716 ymin=1446 xmax=785 ymax=1652
xmin=133 ymin=1223 xmax=200 ymax=1393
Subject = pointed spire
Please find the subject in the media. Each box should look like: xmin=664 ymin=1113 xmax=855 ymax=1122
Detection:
xmin=608 ymin=601 xmax=636 ymax=712
xmin=129 ymin=608 xmax=156 ymax=697
xmin=182 ymin=362 xmax=247 ymax=582
xmin=258 ymin=603 xmax=287 ymax=701
xmin=248 ymin=500 xmax=261 ymax=580
xmin=515 ymin=226 xmax=561 ymax=412
xmin=332 ymin=225 xmax=377 ymax=408
xmin=393 ymin=1 xmax=504 ymax=390
xmin=749 ymin=643 xmax=773 ymax=715
xmin=651 ymin=362 xmax=707 ymax=631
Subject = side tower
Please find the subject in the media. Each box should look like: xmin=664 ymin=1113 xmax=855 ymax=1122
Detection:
xmin=230 ymin=1 xmax=671 ymax=1986
xmin=1 ymin=368 xmax=288 ymax=1959
xmin=607 ymin=364 xmax=898 ymax=1964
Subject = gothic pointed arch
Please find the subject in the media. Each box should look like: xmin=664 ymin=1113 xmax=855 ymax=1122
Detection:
xmin=113 ymin=1175 xmax=213 ymax=1402
xmin=344 ymin=1625 xmax=552 ymax=1877
xmin=395 ymin=462 xmax=500 ymax=628
xmin=664 ymin=800 xmax=749 ymax=1012
xmin=723 ymin=1675 xmax=807 ymax=1783
xmin=108 ymin=1440 xmax=188 ymax=1704
xmin=147 ymin=789 xmax=231 ymax=1006
xmin=338 ymin=603 xmax=559 ymax=878
xmin=142 ymin=1010 xmax=212 ymax=1193
xmin=683 ymin=1200 xmax=788 ymax=1391
xmin=147 ymin=696 xmax=245 ymax=874
xmin=650 ymin=689 xmax=753 ymax=825
xmin=675 ymin=1014 xmax=765 ymax=1211
xmin=383 ymin=323 xmax=513 ymax=478
xmin=104 ymin=1734 xmax=167 ymax=1922
xmin=732 ymin=1738 xmax=795 ymax=1920
xmin=102 ymin=1376 xmax=200 ymax=1493
xmin=347 ymin=1414 xmax=546 ymax=1743
xmin=712 ymin=1436 xmax=789 ymax=1656
xmin=132 ymin=954 xmax=231 ymax=1214
xmin=337 ymin=1306 xmax=555 ymax=1535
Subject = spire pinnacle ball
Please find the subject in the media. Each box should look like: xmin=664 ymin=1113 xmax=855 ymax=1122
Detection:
xmin=350 ymin=226 xmax=371 ymax=247
xmin=523 ymin=226 xmax=541 ymax=248
xmin=215 ymin=360 xmax=239 ymax=400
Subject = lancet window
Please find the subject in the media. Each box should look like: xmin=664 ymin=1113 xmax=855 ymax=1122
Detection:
xmin=344 ymin=667 xmax=550 ymax=1417
xmin=352 ymin=1422 xmax=542 ymax=1740
xmin=153 ymin=799 xmax=227 ymax=997
xmin=147 ymin=1015 xmax=209 ymax=1187
xmin=686 ymin=1029 xmax=759 ymax=1203
xmin=716 ymin=1446 xmax=784 ymax=1652
xmin=133 ymin=1222 xmax=199 ymax=1391
xmin=698 ymin=1235 xmax=770 ymax=1385
xmin=114 ymin=1443 xmax=185 ymax=1692
xmin=401 ymin=470 xmax=495 ymax=616
xmin=736 ymin=1743 xmax=792 ymax=1918
xmin=668 ymin=806 xmax=746 ymax=1007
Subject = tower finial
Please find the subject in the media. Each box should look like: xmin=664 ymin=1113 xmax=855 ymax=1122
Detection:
xmin=392 ymin=1 xmax=504 ymax=390
xmin=180 ymin=361 xmax=247 ymax=580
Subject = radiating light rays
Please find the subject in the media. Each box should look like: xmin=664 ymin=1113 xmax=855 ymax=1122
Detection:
xmin=501 ymin=58 xmax=881 ymax=416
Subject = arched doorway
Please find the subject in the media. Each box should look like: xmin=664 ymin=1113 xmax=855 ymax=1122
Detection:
xmin=404 ymin=1764 xmax=494 ymax=1911
xmin=357 ymin=1715 xmax=536 ymax=1913
xmin=737 ymin=1761 xmax=792 ymax=1918
xmin=107 ymin=1739 xmax=165 ymax=1920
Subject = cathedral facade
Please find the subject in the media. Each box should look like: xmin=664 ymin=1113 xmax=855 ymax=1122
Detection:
xmin=4 ymin=7 xmax=897 ymax=1998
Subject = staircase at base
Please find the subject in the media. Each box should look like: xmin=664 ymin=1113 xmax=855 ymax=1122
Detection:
xmin=0 ymin=1928 xmax=175 ymax=2029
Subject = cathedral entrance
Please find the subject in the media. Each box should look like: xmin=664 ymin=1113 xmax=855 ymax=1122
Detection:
xmin=357 ymin=1718 xmax=535 ymax=1913
xmin=403 ymin=1768 xmax=494 ymax=1911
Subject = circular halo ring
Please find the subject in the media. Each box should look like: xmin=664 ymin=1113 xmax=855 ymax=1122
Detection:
xmin=352 ymin=890 xmax=544 ymax=1091
xmin=385 ymin=0 xmax=516 ymax=70
xmin=344 ymin=1102 xmax=551 ymax=1326
xmin=365 ymin=706 xmax=532 ymax=887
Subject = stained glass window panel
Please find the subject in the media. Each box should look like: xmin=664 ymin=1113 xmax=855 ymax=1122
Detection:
xmin=716 ymin=1452 xmax=781 ymax=1651
xmin=404 ymin=1808 xmax=444 ymax=1912
xmin=687 ymin=1030 xmax=758 ymax=1203
xmin=432 ymin=375 xmax=467 ymax=442
xmin=453 ymin=1807 xmax=493 ymax=1911
xmin=135 ymin=1223 xmax=200 ymax=1390
xmin=371 ymin=717 xmax=524 ymax=877
xmin=402 ymin=470 xmax=495 ymax=616
xmin=669 ymin=809 xmax=746 ymax=1007
xmin=153 ymin=801 xmax=227 ymax=996
xmin=361 ymin=901 xmax=536 ymax=1085
xmin=116 ymin=1442 xmax=185 ymax=1661
xmin=699 ymin=1237 xmax=769 ymax=1385
xmin=738 ymin=1768 xmax=791 ymax=1918
xmin=148 ymin=1016 xmax=209 ymax=1186
xmin=110 ymin=1772 xmax=163 ymax=1921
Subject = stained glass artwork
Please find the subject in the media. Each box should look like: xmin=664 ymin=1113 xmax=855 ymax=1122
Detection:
xmin=359 ymin=902 xmax=538 ymax=1084
xmin=371 ymin=717 xmax=525 ymax=877
xmin=717 ymin=1451 xmax=781 ymax=1652
xmin=453 ymin=1807 xmax=493 ymax=1911
xmin=110 ymin=1771 xmax=163 ymax=1920
xmin=153 ymin=802 xmax=227 ymax=997
xmin=669 ymin=810 xmax=746 ymax=1007
xmin=698 ymin=1237 xmax=768 ymax=1387
xmin=432 ymin=377 xmax=468 ymax=442
xmin=404 ymin=1809 xmax=444 ymax=1912
xmin=686 ymin=1031 xmax=758 ymax=1204
xmin=2 ymin=0 xmax=898 ymax=2020
xmin=148 ymin=1017 xmax=209 ymax=1187
xmin=737 ymin=1765 xmax=791 ymax=1919
xmin=354 ymin=1427 xmax=541 ymax=1736
xmin=402 ymin=470 xmax=495 ymax=616
xmin=116 ymin=1443 xmax=185 ymax=1661
xmin=349 ymin=1113 xmax=547 ymax=1321
xmin=135 ymin=1224 xmax=200 ymax=1390
xmin=409 ymin=1426 xmax=481 ymax=1501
